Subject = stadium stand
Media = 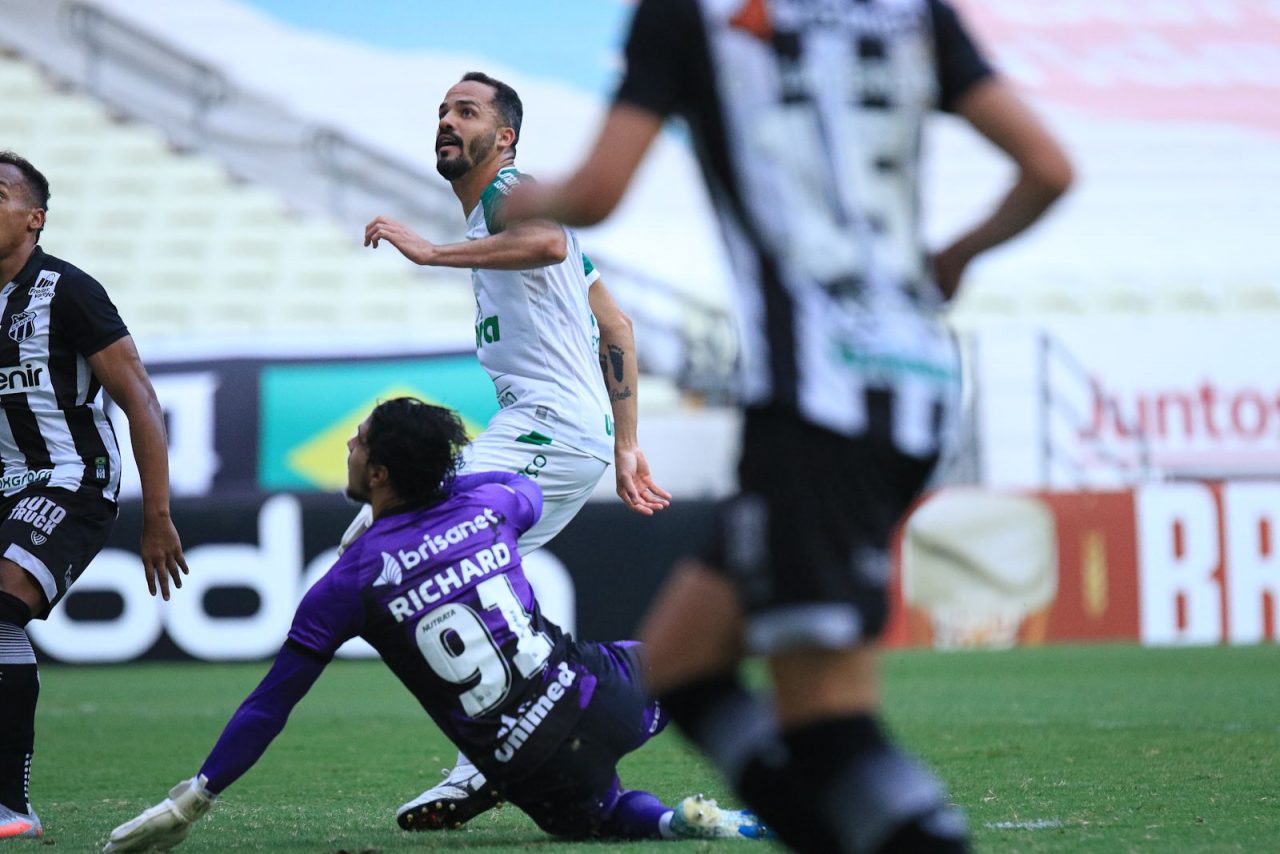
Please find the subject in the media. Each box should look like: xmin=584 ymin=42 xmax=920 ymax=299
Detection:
xmin=0 ymin=51 xmax=476 ymax=348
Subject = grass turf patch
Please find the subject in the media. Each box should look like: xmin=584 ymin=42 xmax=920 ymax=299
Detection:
xmin=27 ymin=644 xmax=1280 ymax=851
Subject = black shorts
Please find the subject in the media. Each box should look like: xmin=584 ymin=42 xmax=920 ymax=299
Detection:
xmin=0 ymin=486 xmax=116 ymax=618
xmin=501 ymin=640 xmax=667 ymax=838
xmin=706 ymin=406 xmax=938 ymax=653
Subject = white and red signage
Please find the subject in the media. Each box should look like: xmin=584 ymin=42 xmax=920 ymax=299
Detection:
xmin=954 ymin=0 xmax=1280 ymax=138
xmin=965 ymin=318 xmax=1280 ymax=488
xmin=888 ymin=481 xmax=1280 ymax=648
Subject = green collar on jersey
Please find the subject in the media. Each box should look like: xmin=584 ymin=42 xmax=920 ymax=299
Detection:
xmin=479 ymin=166 xmax=526 ymax=235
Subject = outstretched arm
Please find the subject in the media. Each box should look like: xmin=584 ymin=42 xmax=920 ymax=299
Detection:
xmin=89 ymin=336 xmax=187 ymax=600
xmin=364 ymin=215 xmax=567 ymax=270
xmin=503 ymin=104 xmax=664 ymax=227
xmin=196 ymin=644 xmax=327 ymax=792
xmin=589 ymin=278 xmax=670 ymax=515
xmin=931 ymin=78 xmax=1074 ymax=298
xmin=103 ymin=644 xmax=326 ymax=852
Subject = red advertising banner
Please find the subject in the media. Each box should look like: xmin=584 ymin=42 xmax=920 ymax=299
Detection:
xmin=886 ymin=482 xmax=1280 ymax=648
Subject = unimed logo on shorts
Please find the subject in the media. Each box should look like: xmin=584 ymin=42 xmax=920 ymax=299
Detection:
xmin=9 ymin=495 xmax=66 ymax=542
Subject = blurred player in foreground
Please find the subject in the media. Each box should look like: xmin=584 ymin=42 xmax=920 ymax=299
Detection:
xmin=356 ymin=71 xmax=671 ymax=827
xmin=506 ymin=0 xmax=1072 ymax=851
xmin=0 ymin=151 xmax=188 ymax=841
xmin=103 ymin=398 xmax=766 ymax=852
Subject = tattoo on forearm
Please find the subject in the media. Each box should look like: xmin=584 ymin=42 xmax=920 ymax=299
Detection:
xmin=607 ymin=345 xmax=625 ymax=383
xmin=610 ymin=386 xmax=633 ymax=403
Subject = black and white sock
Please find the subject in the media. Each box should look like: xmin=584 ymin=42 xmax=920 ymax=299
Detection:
xmin=0 ymin=593 xmax=37 ymax=815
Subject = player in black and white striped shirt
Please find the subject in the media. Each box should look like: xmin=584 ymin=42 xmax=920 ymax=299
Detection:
xmin=0 ymin=151 xmax=188 ymax=840
xmin=508 ymin=1 xmax=1072 ymax=850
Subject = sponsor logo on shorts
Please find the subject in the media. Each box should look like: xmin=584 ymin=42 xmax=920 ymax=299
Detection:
xmin=496 ymin=385 xmax=518 ymax=408
xmin=493 ymin=661 xmax=578 ymax=763
xmin=0 ymin=470 xmax=52 ymax=492
xmin=8 ymin=495 xmax=66 ymax=536
xmin=519 ymin=454 xmax=548 ymax=479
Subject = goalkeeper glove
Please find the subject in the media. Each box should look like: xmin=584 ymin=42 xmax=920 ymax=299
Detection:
xmin=103 ymin=775 xmax=216 ymax=852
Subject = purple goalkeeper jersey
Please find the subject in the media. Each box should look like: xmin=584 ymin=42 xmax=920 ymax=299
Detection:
xmin=286 ymin=472 xmax=597 ymax=780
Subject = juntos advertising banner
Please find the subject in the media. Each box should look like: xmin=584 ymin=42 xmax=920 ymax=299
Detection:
xmin=965 ymin=318 xmax=1280 ymax=488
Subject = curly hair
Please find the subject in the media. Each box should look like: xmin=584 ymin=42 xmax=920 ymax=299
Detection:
xmin=366 ymin=397 xmax=469 ymax=507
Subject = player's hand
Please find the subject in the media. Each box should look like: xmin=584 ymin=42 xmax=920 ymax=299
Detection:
xmin=614 ymin=444 xmax=671 ymax=516
xmin=139 ymin=512 xmax=188 ymax=601
xmin=364 ymin=215 xmax=438 ymax=265
xmin=103 ymin=776 xmax=216 ymax=853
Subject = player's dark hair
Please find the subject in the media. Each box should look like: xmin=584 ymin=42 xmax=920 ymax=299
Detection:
xmin=366 ymin=397 xmax=468 ymax=507
xmin=0 ymin=151 xmax=50 ymax=238
xmin=461 ymin=71 xmax=522 ymax=155
xmin=0 ymin=151 xmax=49 ymax=210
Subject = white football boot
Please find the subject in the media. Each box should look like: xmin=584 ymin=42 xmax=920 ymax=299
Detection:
xmin=396 ymin=754 xmax=501 ymax=831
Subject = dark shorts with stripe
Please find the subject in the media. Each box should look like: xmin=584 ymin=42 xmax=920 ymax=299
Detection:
xmin=705 ymin=406 xmax=938 ymax=653
xmin=501 ymin=639 xmax=668 ymax=838
xmin=0 ymin=485 xmax=116 ymax=618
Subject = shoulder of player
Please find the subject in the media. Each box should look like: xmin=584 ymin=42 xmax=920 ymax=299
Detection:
xmin=451 ymin=481 xmax=528 ymax=520
xmin=26 ymin=253 xmax=105 ymax=300
xmin=481 ymin=167 xmax=535 ymax=208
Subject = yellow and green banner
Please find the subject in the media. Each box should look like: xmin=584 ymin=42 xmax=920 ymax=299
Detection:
xmin=259 ymin=356 xmax=498 ymax=491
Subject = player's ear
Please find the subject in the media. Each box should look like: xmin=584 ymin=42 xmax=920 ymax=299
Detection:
xmin=367 ymin=464 xmax=390 ymax=489
xmin=27 ymin=208 xmax=44 ymax=234
xmin=497 ymin=126 xmax=517 ymax=151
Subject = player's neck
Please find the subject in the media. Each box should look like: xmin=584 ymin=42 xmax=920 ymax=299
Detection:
xmin=452 ymin=154 xmax=516 ymax=216
xmin=0 ymin=238 xmax=36 ymax=287
xmin=370 ymin=491 xmax=406 ymax=521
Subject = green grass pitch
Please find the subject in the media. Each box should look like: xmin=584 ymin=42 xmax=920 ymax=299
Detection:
xmin=24 ymin=644 xmax=1280 ymax=852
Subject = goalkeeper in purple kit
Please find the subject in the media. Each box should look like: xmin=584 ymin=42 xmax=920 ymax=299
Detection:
xmin=103 ymin=398 xmax=768 ymax=851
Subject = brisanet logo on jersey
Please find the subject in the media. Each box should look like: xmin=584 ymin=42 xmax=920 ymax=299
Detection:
xmin=401 ymin=508 xmax=503 ymax=566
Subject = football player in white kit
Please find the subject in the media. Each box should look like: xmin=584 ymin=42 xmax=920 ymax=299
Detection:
xmin=356 ymin=71 xmax=671 ymax=830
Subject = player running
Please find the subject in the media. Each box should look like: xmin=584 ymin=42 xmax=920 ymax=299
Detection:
xmin=102 ymin=398 xmax=765 ymax=852
xmin=353 ymin=72 xmax=671 ymax=827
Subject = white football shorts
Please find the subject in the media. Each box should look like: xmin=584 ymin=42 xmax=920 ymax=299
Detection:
xmin=460 ymin=426 xmax=609 ymax=553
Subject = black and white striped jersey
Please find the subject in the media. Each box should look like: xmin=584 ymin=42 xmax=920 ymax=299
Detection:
xmin=0 ymin=246 xmax=127 ymax=501
xmin=616 ymin=0 xmax=992 ymax=457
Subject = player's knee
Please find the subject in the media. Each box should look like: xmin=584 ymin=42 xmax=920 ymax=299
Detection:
xmin=0 ymin=589 xmax=33 ymax=628
xmin=0 ymin=562 xmax=43 ymax=619
xmin=528 ymin=806 xmax=602 ymax=840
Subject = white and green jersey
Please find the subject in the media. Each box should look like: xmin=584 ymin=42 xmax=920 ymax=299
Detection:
xmin=466 ymin=166 xmax=613 ymax=463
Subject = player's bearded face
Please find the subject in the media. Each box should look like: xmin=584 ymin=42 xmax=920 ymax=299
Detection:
xmin=436 ymin=128 xmax=497 ymax=181
xmin=345 ymin=423 xmax=373 ymax=503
